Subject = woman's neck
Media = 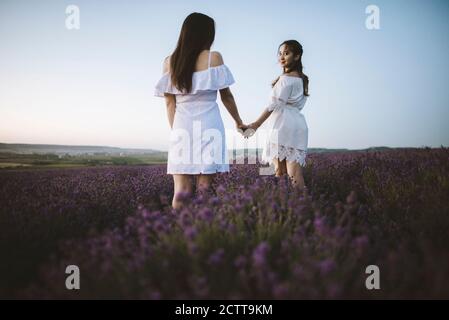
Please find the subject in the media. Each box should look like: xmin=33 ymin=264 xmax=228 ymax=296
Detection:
xmin=283 ymin=68 xmax=300 ymax=77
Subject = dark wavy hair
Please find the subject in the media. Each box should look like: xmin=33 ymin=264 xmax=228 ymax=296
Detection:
xmin=273 ymin=40 xmax=309 ymax=96
xmin=170 ymin=13 xmax=215 ymax=93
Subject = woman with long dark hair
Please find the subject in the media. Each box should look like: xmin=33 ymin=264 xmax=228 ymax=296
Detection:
xmin=248 ymin=40 xmax=309 ymax=190
xmin=155 ymin=12 xmax=247 ymax=209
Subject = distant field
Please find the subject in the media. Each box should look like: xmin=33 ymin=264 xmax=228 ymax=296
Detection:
xmin=0 ymin=145 xmax=410 ymax=170
xmin=0 ymin=152 xmax=167 ymax=169
xmin=0 ymin=163 xmax=32 ymax=168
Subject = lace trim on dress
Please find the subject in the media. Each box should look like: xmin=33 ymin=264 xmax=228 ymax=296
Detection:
xmin=264 ymin=142 xmax=307 ymax=166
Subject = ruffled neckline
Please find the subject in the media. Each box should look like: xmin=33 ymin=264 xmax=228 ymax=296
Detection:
xmin=155 ymin=64 xmax=235 ymax=96
xmin=161 ymin=64 xmax=226 ymax=76
xmin=279 ymin=74 xmax=302 ymax=80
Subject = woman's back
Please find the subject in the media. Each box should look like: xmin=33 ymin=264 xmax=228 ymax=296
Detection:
xmin=163 ymin=50 xmax=224 ymax=75
xmin=155 ymin=50 xmax=235 ymax=117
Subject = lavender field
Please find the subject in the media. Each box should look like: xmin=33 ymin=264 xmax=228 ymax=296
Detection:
xmin=0 ymin=148 xmax=448 ymax=299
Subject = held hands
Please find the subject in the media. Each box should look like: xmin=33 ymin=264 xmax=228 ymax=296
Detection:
xmin=236 ymin=122 xmax=258 ymax=139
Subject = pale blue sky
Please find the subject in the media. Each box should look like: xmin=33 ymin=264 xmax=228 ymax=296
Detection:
xmin=1 ymin=0 xmax=448 ymax=151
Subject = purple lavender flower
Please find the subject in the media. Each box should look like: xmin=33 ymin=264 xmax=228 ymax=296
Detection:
xmin=216 ymin=184 xmax=226 ymax=194
xmin=272 ymin=282 xmax=289 ymax=299
xmin=252 ymin=242 xmax=270 ymax=268
xmin=353 ymin=235 xmax=369 ymax=253
xmin=209 ymin=196 xmax=220 ymax=206
xmin=149 ymin=291 xmax=161 ymax=300
xmin=179 ymin=209 xmax=192 ymax=227
xmin=184 ymin=226 xmax=198 ymax=240
xmin=153 ymin=220 xmax=166 ymax=233
xmin=198 ymin=207 xmax=214 ymax=222
xmin=292 ymin=264 xmax=305 ymax=279
xmin=208 ymin=248 xmax=225 ymax=265
xmin=318 ymin=259 xmax=336 ymax=275
xmin=234 ymin=255 xmax=247 ymax=269
xmin=314 ymin=216 xmax=327 ymax=234
xmin=176 ymin=191 xmax=192 ymax=202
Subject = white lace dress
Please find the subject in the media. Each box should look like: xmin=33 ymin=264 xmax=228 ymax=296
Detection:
xmin=261 ymin=75 xmax=309 ymax=166
xmin=154 ymin=52 xmax=234 ymax=174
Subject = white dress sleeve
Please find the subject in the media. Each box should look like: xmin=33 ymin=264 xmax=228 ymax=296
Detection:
xmin=154 ymin=64 xmax=235 ymax=97
xmin=266 ymin=77 xmax=293 ymax=112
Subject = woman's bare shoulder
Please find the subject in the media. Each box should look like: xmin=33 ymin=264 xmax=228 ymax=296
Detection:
xmin=163 ymin=55 xmax=170 ymax=73
xmin=210 ymin=51 xmax=224 ymax=67
xmin=195 ymin=50 xmax=224 ymax=70
xmin=166 ymin=51 xmax=225 ymax=73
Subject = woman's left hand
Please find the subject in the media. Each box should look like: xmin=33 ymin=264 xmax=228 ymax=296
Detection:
xmin=236 ymin=122 xmax=249 ymax=132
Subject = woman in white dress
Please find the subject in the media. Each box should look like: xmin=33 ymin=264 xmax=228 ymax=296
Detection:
xmin=249 ymin=40 xmax=309 ymax=190
xmin=155 ymin=12 xmax=247 ymax=209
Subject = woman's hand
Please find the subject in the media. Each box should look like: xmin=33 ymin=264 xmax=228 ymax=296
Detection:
xmin=219 ymin=87 xmax=247 ymax=133
xmin=236 ymin=122 xmax=248 ymax=131
xmin=248 ymin=122 xmax=260 ymax=131
xmin=236 ymin=122 xmax=250 ymax=138
xmin=237 ymin=122 xmax=257 ymax=139
xmin=247 ymin=109 xmax=271 ymax=135
xmin=238 ymin=122 xmax=257 ymax=139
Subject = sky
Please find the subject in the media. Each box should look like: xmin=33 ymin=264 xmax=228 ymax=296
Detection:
xmin=1 ymin=0 xmax=448 ymax=151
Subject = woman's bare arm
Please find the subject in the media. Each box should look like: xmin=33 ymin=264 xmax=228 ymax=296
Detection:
xmin=164 ymin=94 xmax=176 ymax=128
xmin=211 ymin=52 xmax=246 ymax=130
xmin=219 ymin=87 xmax=245 ymax=129
xmin=162 ymin=56 xmax=176 ymax=128
xmin=250 ymin=108 xmax=273 ymax=130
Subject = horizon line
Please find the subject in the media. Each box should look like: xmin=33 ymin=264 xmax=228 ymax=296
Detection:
xmin=0 ymin=141 xmax=446 ymax=152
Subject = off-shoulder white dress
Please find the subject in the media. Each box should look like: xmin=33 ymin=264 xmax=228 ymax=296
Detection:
xmin=154 ymin=52 xmax=234 ymax=174
xmin=261 ymin=75 xmax=309 ymax=166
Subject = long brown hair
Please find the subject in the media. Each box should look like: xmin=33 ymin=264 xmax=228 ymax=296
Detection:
xmin=272 ymin=40 xmax=309 ymax=96
xmin=170 ymin=13 xmax=215 ymax=93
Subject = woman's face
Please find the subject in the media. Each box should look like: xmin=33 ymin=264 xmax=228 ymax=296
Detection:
xmin=278 ymin=44 xmax=299 ymax=69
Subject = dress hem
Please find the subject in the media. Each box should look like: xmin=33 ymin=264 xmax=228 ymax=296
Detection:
xmin=262 ymin=143 xmax=307 ymax=167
